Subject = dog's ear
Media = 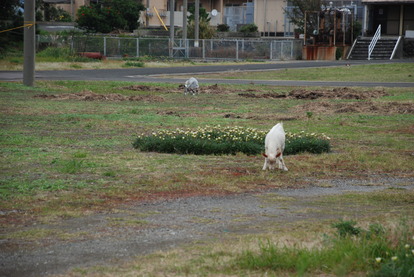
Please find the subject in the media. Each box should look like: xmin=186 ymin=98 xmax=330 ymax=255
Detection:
xmin=262 ymin=153 xmax=268 ymax=158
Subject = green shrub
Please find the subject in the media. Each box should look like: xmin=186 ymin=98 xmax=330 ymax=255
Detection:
xmin=285 ymin=137 xmax=331 ymax=155
xmin=332 ymin=220 xmax=362 ymax=237
xmin=123 ymin=61 xmax=145 ymax=68
xmin=133 ymin=137 xmax=262 ymax=155
xmin=217 ymin=24 xmax=230 ymax=32
xmin=239 ymin=24 xmax=258 ymax=33
xmin=76 ymin=0 xmax=144 ymax=33
xmin=37 ymin=47 xmax=72 ymax=59
xmin=133 ymin=126 xmax=331 ymax=156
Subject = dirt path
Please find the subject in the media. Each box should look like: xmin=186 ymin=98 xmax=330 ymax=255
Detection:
xmin=1 ymin=176 xmax=413 ymax=277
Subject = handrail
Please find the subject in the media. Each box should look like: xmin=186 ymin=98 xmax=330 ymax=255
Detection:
xmin=153 ymin=7 xmax=168 ymax=31
xmin=346 ymin=37 xmax=358 ymax=60
xmin=390 ymin=36 xmax=402 ymax=60
xmin=368 ymin=24 xmax=381 ymax=60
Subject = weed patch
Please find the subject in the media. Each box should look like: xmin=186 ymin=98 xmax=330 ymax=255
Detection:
xmin=234 ymin=218 xmax=414 ymax=276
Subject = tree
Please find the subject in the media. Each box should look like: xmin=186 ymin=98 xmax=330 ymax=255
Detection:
xmin=187 ymin=5 xmax=210 ymax=23
xmin=0 ymin=0 xmax=21 ymax=20
xmin=186 ymin=5 xmax=215 ymax=39
xmin=0 ymin=0 xmax=24 ymax=53
xmin=283 ymin=0 xmax=323 ymax=34
xmin=76 ymin=0 xmax=144 ymax=33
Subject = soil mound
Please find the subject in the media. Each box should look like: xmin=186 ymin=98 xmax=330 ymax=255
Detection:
xmin=121 ymin=85 xmax=165 ymax=92
xmin=239 ymin=87 xmax=388 ymax=100
xmin=34 ymin=90 xmax=164 ymax=102
xmin=292 ymin=101 xmax=414 ymax=115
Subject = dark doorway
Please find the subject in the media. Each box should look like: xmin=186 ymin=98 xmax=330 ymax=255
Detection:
xmin=373 ymin=5 xmax=388 ymax=34
xmin=373 ymin=5 xmax=400 ymax=35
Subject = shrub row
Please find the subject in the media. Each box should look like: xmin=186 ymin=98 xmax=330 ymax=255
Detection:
xmin=133 ymin=126 xmax=331 ymax=155
xmin=133 ymin=137 xmax=263 ymax=155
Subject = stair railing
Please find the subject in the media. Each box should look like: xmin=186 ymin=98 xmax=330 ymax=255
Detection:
xmin=346 ymin=37 xmax=358 ymax=60
xmin=368 ymin=24 xmax=381 ymax=60
xmin=390 ymin=36 xmax=402 ymax=60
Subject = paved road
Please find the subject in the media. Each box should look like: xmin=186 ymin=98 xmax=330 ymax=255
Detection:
xmin=1 ymin=59 xmax=413 ymax=87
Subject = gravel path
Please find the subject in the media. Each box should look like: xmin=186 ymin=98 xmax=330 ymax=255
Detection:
xmin=1 ymin=176 xmax=413 ymax=277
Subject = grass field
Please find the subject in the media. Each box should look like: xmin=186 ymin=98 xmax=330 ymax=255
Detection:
xmin=197 ymin=62 xmax=414 ymax=83
xmin=1 ymin=62 xmax=414 ymax=276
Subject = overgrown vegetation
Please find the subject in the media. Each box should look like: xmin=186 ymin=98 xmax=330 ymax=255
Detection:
xmin=217 ymin=24 xmax=230 ymax=32
xmin=76 ymin=0 xmax=145 ymax=33
xmin=133 ymin=126 xmax=330 ymax=155
xmin=235 ymin=219 xmax=414 ymax=276
xmin=239 ymin=23 xmax=259 ymax=33
xmin=187 ymin=5 xmax=216 ymax=39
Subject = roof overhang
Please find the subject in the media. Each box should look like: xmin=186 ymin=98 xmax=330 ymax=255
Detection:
xmin=43 ymin=0 xmax=71 ymax=4
xmin=361 ymin=0 xmax=414 ymax=3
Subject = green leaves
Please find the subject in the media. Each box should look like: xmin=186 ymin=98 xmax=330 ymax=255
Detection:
xmin=76 ymin=0 xmax=145 ymax=33
xmin=133 ymin=126 xmax=331 ymax=156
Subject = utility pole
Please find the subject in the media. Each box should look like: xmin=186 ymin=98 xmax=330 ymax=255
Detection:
xmin=194 ymin=0 xmax=199 ymax=47
xmin=169 ymin=0 xmax=175 ymax=57
xmin=146 ymin=0 xmax=150 ymax=27
xmin=182 ymin=0 xmax=187 ymax=40
xmin=23 ymin=0 xmax=35 ymax=86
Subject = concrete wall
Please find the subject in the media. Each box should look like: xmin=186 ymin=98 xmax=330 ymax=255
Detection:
xmin=254 ymin=0 xmax=286 ymax=34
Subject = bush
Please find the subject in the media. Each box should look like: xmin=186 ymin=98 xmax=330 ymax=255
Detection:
xmin=133 ymin=126 xmax=331 ymax=156
xmin=133 ymin=137 xmax=262 ymax=155
xmin=239 ymin=24 xmax=258 ymax=33
xmin=36 ymin=47 xmax=72 ymax=59
xmin=217 ymin=24 xmax=230 ymax=32
xmin=76 ymin=0 xmax=144 ymax=33
xmin=123 ymin=61 xmax=145 ymax=68
xmin=285 ymin=137 xmax=331 ymax=155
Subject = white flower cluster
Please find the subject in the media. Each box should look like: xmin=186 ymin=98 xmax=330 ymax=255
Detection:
xmin=137 ymin=126 xmax=331 ymax=143
xmin=285 ymin=130 xmax=331 ymax=143
xmin=375 ymin=241 xmax=414 ymax=264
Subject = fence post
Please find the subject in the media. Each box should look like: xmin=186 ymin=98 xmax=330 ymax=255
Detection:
xmin=118 ymin=38 xmax=121 ymax=57
xmin=70 ymin=36 xmax=74 ymax=55
xmin=203 ymin=39 xmax=206 ymax=60
xmin=236 ymin=40 xmax=239 ymax=61
xmin=281 ymin=41 xmax=283 ymax=59
xmin=103 ymin=37 xmax=107 ymax=57
xmin=270 ymin=40 xmax=273 ymax=60
xmin=186 ymin=39 xmax=189 ymax=58
xmin=136 ymin=38 xmax=139 ymax=57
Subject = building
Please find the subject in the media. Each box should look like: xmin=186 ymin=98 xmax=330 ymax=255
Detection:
xmin=42 ymin=0 xmax=87 ymax=20
xmin=361 ymin=0 xmax=414 ymax=36
xmin=142 ymin=0 xmax=293 ymax=36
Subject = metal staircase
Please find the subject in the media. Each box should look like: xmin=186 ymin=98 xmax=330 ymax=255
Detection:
xmin=347 ymin=37 xmax=400 ymax=60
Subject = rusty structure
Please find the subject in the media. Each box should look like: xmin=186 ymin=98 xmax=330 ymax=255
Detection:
xmin=303 ymin=7 xmax=354 ymax=60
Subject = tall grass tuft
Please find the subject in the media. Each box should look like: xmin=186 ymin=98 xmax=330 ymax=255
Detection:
xmin=234 ymin=219 xmax=414 ymax=276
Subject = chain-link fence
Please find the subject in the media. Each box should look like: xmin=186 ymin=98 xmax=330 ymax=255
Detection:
xmin=37 ymin=35 xmax=303 ymax=61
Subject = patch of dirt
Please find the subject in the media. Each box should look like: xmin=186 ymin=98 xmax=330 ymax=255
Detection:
xmin=34 ymin=90 xmax=164 ymax=102
xmin=156 ymin=111 xmax=180 ymax=117
xmin=291 ymin=100 xmax=414 ymax=115
xmin=122 ymin=84 xmax=228 ymax=94
xmin=121 ymin=85 xmax=166 ymax=92
xmin=239 ymin=87 xmax=388 ymax=100
xmin=34 ymin=86 xmax=390 ymax=102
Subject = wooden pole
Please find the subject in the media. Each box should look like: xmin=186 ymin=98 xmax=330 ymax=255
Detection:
xmin=23 ymin=0 xmax=35 ymax=86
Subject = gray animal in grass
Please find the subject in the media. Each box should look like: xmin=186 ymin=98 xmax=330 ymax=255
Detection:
xmin=184 ymin=77 xmax=199 ymax=95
